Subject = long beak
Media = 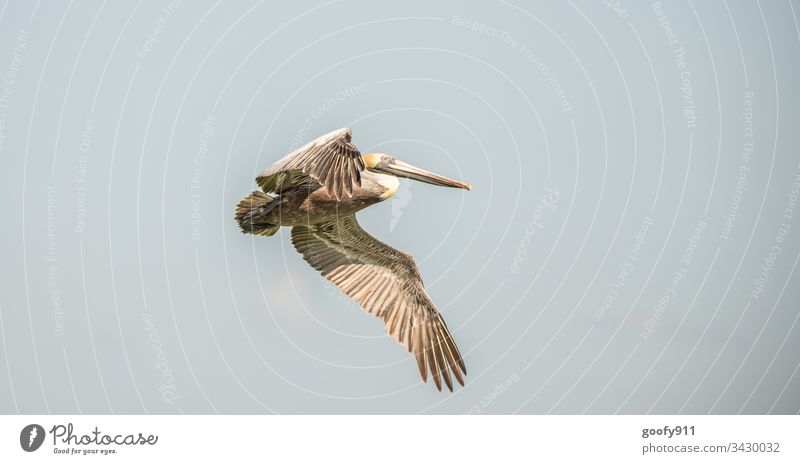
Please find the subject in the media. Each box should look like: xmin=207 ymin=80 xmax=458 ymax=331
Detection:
xmin=375 ymin=159 xmax=471 ymax=190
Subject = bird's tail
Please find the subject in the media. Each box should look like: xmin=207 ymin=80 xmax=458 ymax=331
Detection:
xmin=235 ymin=191 xmax=280 ymax=236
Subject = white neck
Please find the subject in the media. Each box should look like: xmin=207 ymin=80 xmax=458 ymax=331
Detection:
xmin=374 ymin=173 xmax=400 ymax=200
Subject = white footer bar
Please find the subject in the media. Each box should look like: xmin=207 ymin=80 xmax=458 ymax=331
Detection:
xmin=1 ymin=415 xmax=797 ymax=462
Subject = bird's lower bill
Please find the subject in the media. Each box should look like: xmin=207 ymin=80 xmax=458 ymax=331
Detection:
xmin=374 ymin=159 xmax=471 ymax=190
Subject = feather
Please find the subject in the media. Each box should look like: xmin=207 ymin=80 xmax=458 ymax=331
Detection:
xmin=289 ymin=215 xmax=466 ymax=392
xmin=256 ymin=128 xmax=362 ymax=196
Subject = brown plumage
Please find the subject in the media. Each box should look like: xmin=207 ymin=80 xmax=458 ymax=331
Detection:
xmin=236 ymin=127 xmax=471 ymax=391
xmin=291 ymin=216 xmax=466 ymax=391
xmin=256 ymin=128 xmax=364 ymax=200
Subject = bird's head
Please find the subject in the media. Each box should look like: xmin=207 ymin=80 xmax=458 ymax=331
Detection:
xmin=362 ymin=153 xmax=471 ymax=190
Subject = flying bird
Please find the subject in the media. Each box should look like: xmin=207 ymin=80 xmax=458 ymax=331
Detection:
xmin=236 ymin=127 xmax=471 ymax=391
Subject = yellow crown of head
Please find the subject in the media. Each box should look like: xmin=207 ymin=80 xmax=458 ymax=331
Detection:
xmin=362 ymin=152 xmax=387 ymax=169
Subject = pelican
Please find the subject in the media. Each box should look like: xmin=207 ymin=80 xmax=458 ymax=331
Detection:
xmin=236 ymin=127 xmax=471 ymax=391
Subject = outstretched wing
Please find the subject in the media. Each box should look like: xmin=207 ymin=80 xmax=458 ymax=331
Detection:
xmin=256 ymin=127 xmax=364 ymax=199
xmin=290 ymin=215 xmax=466 ymax=391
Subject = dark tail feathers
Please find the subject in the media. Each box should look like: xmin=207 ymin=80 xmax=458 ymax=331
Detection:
xmin=235 ymin=191 xmax=280 ymax=236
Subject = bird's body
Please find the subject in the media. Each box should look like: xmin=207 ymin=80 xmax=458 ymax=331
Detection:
xmin=236 ymin=128 xmax=471 ymax=391
xmin=243 ymin=171 xmax=399 ymax=228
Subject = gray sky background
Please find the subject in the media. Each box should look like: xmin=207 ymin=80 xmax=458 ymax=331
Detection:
xmin=0 ymin=0 xmax=799 ymax=414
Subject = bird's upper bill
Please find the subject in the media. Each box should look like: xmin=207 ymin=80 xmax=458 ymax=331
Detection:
xmin=364 ymin=153 xmax=471 ymax=190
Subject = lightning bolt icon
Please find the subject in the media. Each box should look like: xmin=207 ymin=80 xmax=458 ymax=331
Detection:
xmin=29 ymin=426 xmax=38 ymax=447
